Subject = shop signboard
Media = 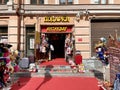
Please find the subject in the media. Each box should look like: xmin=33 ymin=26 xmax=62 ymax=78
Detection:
xmin=41 ymin=26 xmax=72 ymax=33
xmin=44 ymin=16 xmax=70 ymax=23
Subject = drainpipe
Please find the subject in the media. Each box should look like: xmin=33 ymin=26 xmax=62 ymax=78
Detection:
xmin=16 ymin=0 xmax=21 ymax=51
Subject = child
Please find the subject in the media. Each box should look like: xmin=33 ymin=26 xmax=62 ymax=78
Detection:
xmin=74 ymin=51 xmax=85 ymax=73
xmin=74 ymin=51 xmax=82 ymax=65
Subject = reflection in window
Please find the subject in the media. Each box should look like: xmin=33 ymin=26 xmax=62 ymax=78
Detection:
xmin=60 ymin=0 xmax=73 ymax=5
xmin=0 ymin=26 xmax=8 ymax=43
xmin=31 ymin=0 xmax=37 ymax=4
xmin=0 ymin=0 xmax=8 ymax=4
xmin=60 ymin=0 xmax=65 ymax=4
xmin=91 ymin=0 xmax=108 ymax=4
xmin=68 ymin=0 xmax=73 ymax=4
xmin=101 ymin=0 xmax=107 ymax=4
xmin=31 ymin=0 xmax=44 ymax=5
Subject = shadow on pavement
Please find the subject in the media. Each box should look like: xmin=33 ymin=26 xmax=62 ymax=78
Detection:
xmin=10 ymin=69 xmax=31 ymax=90
xmin=35 ymin=65 xmax=53 ymax=90
xmin=91 ymin=69 xmax=104 ymax=80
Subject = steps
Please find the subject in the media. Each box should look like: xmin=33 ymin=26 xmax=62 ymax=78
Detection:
xmin=30 ymin=65 xmax=95 ymax=77
xmin=14 ymin=59 xmax=105 ymax=79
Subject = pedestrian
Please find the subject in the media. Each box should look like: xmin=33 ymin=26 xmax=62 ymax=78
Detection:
xmin=74 ymin=51 xmax=85 ymax=73
xmin=74 ymin=50 xmax=82 ymax=65
xmin=41 ymin=44 xmax=46 ymax=60
xmin=50 ymin=43 xmax=55 ymax=60
xmin=66 ymin=46 xmax=72 ymax=62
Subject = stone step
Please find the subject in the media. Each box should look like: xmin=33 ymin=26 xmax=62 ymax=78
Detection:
xmin=39 ymin=65 xmax=71 ymax=70
xmin=31 ymin=70 xmax=95 ymax=77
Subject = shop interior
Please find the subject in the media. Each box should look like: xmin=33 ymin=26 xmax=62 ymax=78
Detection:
xmin=46 ymin=33 xmax=66 ymax=58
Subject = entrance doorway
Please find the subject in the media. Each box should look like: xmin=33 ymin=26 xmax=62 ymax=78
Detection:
xmin=46 ymin=33 xmax=66 ymax=58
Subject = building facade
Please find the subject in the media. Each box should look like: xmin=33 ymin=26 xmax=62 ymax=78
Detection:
xmin=0 ymin=0 xmax=120 ymax=59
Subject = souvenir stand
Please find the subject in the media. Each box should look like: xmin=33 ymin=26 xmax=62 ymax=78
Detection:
xmin=108 ymin=47 xmax=120 ymax=89
xmin=0 ymin=43 xmax=19 ymax=88
xmin=106 ymin=33 xmax=120 ymax=89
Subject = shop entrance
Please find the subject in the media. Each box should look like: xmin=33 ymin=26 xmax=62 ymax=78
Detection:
xmin=46 ymin=33 xmax=66 ymax=58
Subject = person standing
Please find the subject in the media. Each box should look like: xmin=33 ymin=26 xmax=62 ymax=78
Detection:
xmin=65 ymin=34 xmax=71 ymax=61
xmin=74 ymin=51 xmax=82 ymax=65
xmin=50 ymin=43 xmax=55 ymax=60
xmin=66 ymin=46 xmax=72 ymax=62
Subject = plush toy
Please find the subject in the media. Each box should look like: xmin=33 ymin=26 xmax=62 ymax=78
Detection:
xmin=6 ymin=60 xmax=14 ymax=74
xmin=68 ymin=60 xmax=77 ymax=73
xmin=78 ymin=64 xmax=85 ymax=73
xmin=29 ymin=63 xmax=37 ymax=72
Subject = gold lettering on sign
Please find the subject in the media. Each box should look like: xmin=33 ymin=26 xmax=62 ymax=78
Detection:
xmin=46 ymin=27 xmax=67 ymax=32
xmin=44 ymin=16 xmax=70 ymax=22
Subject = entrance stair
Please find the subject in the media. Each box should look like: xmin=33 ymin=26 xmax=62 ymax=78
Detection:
xmin=13 ymin=58 xmax=104 ymax=80
xmin=31 ymin=65 xmax=95 ymax=77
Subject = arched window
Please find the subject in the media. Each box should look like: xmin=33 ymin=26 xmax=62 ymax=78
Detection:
xmin=59 ymin=0 xmax=73 ymax=5
xmin=0 ymin=0 xmax=8 ymax=4
xmin=30 ymin=0 xmax=44 ymax=5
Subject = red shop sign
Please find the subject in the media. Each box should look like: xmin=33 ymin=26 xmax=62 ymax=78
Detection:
xmin=78 ymin=38 xmax=82 ymax=42
xmin=41 ymin=26 xmax=72 ymax=33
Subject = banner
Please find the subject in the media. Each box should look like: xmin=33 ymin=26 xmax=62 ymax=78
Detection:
xmin=35 ymin=31 xmax=40 ymax=44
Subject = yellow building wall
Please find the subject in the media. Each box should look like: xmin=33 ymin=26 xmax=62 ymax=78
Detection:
xmin=79 ymin=0 xmax=90 ymax=4
xmin=114 ymin=0 xmax=120 ymax=4
xmin=76 ymin=44 xmax=90 ymax=51
xmin=75 ymin=28 xmax=90 ymax=35
xmin=8 ymin=16 xmax=18 ymax=50
xmin=0 ymin=18 xmax=8 ymax=25
xmin=48 ymin=0 xmax=55 ymax=4
xmin=74 ymin=16 xmax=91 ymax=59
xmin=75 ymin=36 xmax=90 ymax=43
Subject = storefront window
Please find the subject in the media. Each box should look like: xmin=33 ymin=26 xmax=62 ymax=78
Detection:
xmin=26 ymin=26 xmax=35 ymax=56
xmin=0 ymin=0 xmax=8 ymax=4
xmin=59 ymin=0 xmax=73 ymax=5
xmin=91 ymin=0 xmax=108 ymax=4
xmin=0 ymin=26 xmax=8 ymax=43
xmin=31 ymin=0 xmax=44 ymax=5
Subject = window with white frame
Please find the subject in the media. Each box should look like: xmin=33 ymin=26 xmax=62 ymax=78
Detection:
xmin=59 ymin=0 xmax=73 ymax=5
xmin=91 ymin=0 xmax=109 ymax=4
xmin=0 ymin=0 xmax=8 ymax=4
xmin=0 ymin=26 xmax=8 ymax=43
xmin=30 ymin=0 xmax=44 ymax=5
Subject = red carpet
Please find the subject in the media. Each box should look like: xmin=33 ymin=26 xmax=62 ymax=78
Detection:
xmin=40 ymin=58 xmax=69 ymax=66
xmin=11 ymin=77 xmax=100 ymax=90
